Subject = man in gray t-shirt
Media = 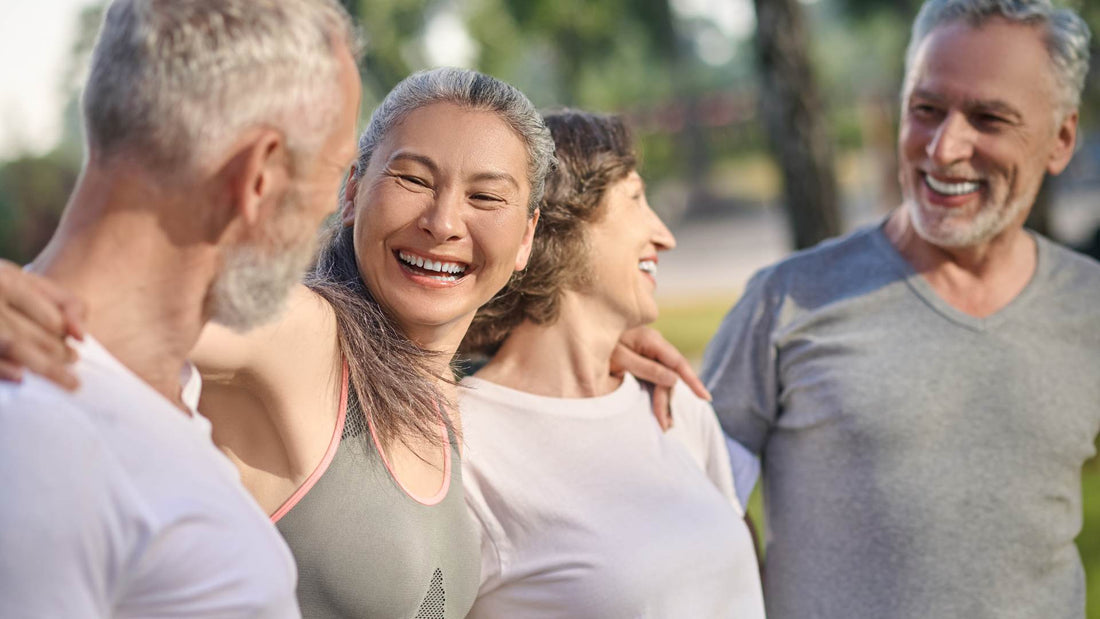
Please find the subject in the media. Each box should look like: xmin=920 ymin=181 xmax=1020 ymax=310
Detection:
xmin=703 ymin=1 xmax=1100 ymax=617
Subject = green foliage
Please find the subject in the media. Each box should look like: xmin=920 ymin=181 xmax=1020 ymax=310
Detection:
xmin=0 ymin=155 xmax=76 ymax=262
xmin=347 ymin=0 xmax=435 ymax=101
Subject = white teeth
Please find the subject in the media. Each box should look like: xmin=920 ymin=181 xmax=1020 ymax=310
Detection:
xmin=398 ymin=251 xmax=467 ymax=276
xmin=925 ymin=175 xmax=981 ymax=196
xmin=638 ymin=260 xmax=657 ymax=276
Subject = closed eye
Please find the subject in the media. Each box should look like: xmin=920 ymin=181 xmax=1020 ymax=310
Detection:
xmin=910 ymin=103 xmax=940 ymax=118
xmin=974 ymin=113 xmax=1011 ymax=128
xmin=399 ymin=174 xmax=430 ymax=187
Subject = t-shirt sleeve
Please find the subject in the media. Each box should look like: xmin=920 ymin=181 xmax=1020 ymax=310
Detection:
xmin=701 ymin=268 xmax=782 ymax=457
xmin=0 ymin=395 xmax=140 ymax=617
xmin=667 ymin=384 xmax=744 ymax=515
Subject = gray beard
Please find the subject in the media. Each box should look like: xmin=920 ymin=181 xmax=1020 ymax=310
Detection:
xmin=207 ymin=237 xmax=313 ymax=332
xmin=908 ymin=195 xmax=1029 ymax=249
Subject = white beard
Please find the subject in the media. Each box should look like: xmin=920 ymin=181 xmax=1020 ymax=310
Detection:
xmin=208 ymin=193 xmax=318 ymax=332
xmin=908 ymin=192 xmax=1030 ymax=249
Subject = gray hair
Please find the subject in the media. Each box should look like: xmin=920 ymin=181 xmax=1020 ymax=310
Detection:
xmin=82 ymin=0 xmax=360 ymax=177
xmin=308 ymin=69 xmax=553 ymax=453
xmin=905 ymin=0 xmax=1091 ymax=115
xmin=351 ymin=67 xmax=557 ymax=213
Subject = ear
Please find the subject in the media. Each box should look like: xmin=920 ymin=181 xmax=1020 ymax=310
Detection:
xmin=340 ymin=172 xmax=360 ymax=228
xmin=1047 ymin=110 xmax=1078 ymax=176
xmin=225 ymin=128 xmax=290 ymax=229
xmin=513 ymin=208 xmax=540 ymax=271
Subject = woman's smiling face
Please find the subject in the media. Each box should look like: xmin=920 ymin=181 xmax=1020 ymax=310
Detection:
xmin=582 ymin=171 xmax=675 ymax=329
xmin=347 ymin=102 xmax=538 ymax=346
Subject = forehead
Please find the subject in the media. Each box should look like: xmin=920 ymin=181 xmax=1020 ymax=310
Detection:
xmin=612 ymin=170 xmax=643 ymax=192
xmin=379 ymin=103 xmax=530 ymax=182
xmin=906 ymin=19 xmax=1058 ymax=111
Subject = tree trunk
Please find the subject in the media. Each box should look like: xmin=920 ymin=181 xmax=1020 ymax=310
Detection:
xmin=752 ymin=0 xmax=841 ymax=249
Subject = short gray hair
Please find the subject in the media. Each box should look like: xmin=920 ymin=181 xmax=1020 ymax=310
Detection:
xmin=905 ymin=0 xmax=1091 ymax=115
xmin=83 ymin=0 xmax=360 ymax=176
xmin=351 ymin=67 xmax=556 ymax=213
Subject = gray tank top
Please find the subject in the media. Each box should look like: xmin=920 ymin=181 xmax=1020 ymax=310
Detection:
xmin=274 ymin=366 xmax=480 ymax=618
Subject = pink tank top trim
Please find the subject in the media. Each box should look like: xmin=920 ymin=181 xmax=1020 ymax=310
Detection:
xmin=270 ymin=362 xmax=350 ymax=523
xmin=269 ymin=362 xmax=452 ymax=521
xmin=366 ymin=398 xmax=451 ymax=507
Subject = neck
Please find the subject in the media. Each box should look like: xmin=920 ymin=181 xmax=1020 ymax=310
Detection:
xmin=884 ymin=207 xmax=1037 ymax=317
xmin=32 ymin=164 xmax=219 ymax=408
xmin=478 ymin=291 xmax=627 ymax=398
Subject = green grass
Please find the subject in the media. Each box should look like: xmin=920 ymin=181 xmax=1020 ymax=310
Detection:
xmin=656 ymin=296 xmax=1100 ymax=616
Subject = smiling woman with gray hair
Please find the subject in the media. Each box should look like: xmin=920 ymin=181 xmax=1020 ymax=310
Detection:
xmin=189 ymin=67 xmax=555 ymax=618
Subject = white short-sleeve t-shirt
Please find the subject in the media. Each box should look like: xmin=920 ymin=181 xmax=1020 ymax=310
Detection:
xmin=460 ymin=373 xmax=765 ymax=619
xmin=0 ymin=336 xmax=300 ymax=618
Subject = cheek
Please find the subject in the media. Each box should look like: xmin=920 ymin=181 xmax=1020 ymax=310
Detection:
xmin=898 ymin=126 xmax=926 ymax=160
xmin=357 ymin=189 xmax=421 ymax=241
xmin=475 ymin=211 xmax=535 ymax=261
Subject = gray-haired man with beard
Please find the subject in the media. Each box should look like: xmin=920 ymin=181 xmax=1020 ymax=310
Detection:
xmin=703 ymin=1 xmax=1100 ymax=617
xmin=0 ymin=0 xmax=360 ymax=615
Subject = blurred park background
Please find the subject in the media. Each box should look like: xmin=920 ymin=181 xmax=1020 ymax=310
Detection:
xmin=3 ymin=0 xmax=1100 ymax=612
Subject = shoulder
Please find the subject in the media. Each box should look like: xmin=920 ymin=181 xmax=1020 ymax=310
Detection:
xmin=0 ymin=376 xmax=142 ymax=562
xmin=0 ymin=375 xmax=106 ymax=456
xmin=194 ymin=283 xmax=337 ymax=376
xmin=667 ymin=379 xmax=723 ymax=444
xmin=1038 ymin=235 xmax=1100 ymax=288
xmin=745 ymin=224 xmax=894 ymax=303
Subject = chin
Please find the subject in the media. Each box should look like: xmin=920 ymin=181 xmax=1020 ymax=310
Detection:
xmin=910 ymin=200 xmax=1024 ymax=249
xmin=632 ymin=306 xmax=660 ymax=328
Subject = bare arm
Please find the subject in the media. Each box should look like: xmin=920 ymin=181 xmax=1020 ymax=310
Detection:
xmin=0 ymin=259 xmax=86 ymax=390
xmin=192 ymin=284 xmax=335 ymax=382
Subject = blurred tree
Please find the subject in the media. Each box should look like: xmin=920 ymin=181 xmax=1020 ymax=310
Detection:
xmin=343 ymin=0 xmax=435 ymax=101
xmin=463 ymin=0 xmax=729 ymax=214
xmin=753 ymin=0 xmax=840 ymax=249
xmin=0 ymin=155 xmax=77 ymax=262
xmin=0 ymin=3 xmax=102 ymax=262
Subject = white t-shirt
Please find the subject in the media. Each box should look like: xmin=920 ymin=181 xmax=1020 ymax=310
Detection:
xmin=0 ymin=336 xmax=300 ymax=618
xmin=460 ymin=373 xmax=765 ymax=619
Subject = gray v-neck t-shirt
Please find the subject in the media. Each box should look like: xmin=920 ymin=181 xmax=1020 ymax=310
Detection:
xmin=703 ymin=222 xmax=1100 ymax=618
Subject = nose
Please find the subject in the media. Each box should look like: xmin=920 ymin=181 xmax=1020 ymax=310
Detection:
xmin=418 ymin=187 xmax=466 ymax=243
xmin=926 ymin=111 xmax=975 ymax=166
xmin=649 ymin=207 xmax=676 ymax=252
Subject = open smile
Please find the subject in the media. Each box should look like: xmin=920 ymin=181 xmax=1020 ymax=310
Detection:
xmin=923 ymin=173 xmax=983 ymax=197
xmin=638 ymin=257 xmax=658 ymax=285
xmin=394 ymin=249 xmax=470 ymax=284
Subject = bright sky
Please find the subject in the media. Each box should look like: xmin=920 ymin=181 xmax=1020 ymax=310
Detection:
xmin=0 ymin=0 xmax=91 ymax=160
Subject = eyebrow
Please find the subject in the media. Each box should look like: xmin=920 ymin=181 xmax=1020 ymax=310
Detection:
xmin=469 ymin=171 xmax=520 ymax=191
xmin=909 ymin=89 xmax=1023 ymax=121
xmin=388 ymin=151 xmax=439 ymax=174
xmin=387 ymin=151 xmax=520 ymax=190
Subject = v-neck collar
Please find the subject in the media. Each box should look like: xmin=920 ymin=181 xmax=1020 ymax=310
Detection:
xmin=867 ymin=220 xmax=1051 ymax=333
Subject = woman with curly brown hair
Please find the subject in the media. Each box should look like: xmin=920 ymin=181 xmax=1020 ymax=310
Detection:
xmin=458 ymin=111 xmax=765 ymax=618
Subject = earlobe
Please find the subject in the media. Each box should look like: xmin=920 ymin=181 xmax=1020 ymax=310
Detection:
xmin=514 ymin=208 xmax=540 ymax=271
